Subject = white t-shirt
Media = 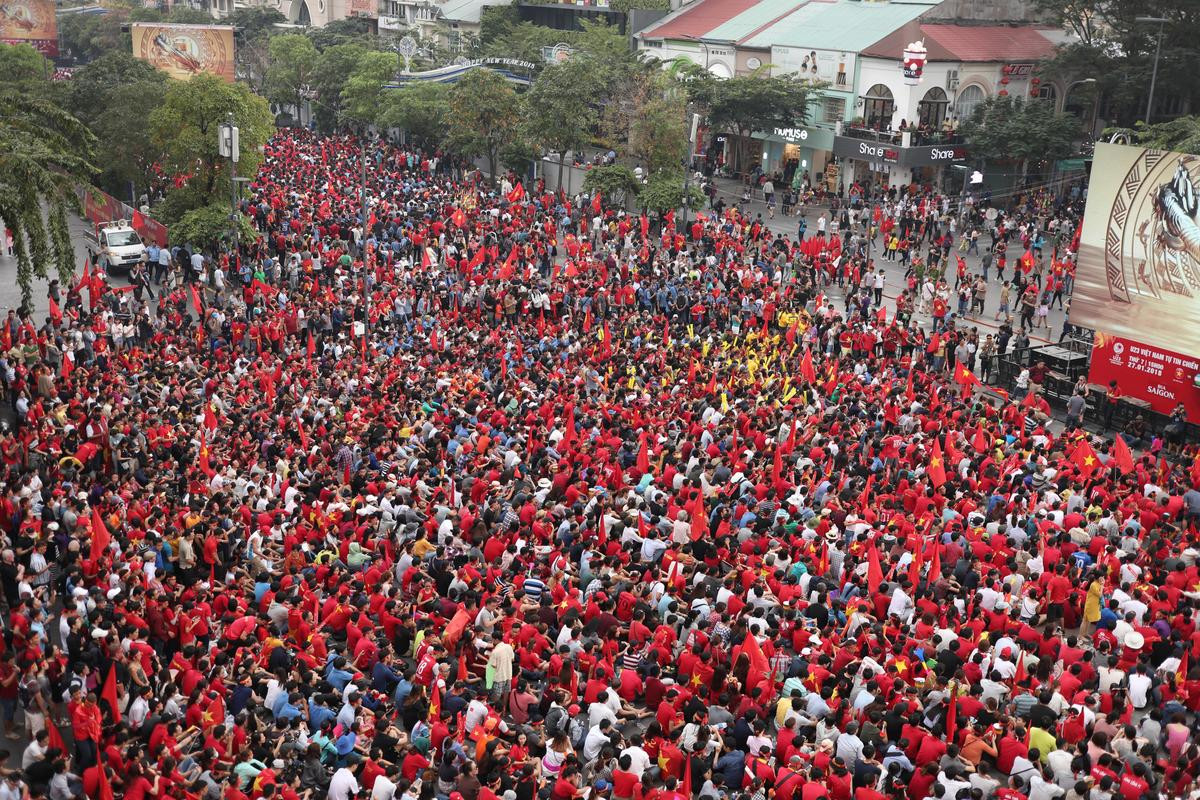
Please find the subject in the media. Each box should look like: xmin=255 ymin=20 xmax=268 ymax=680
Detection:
xmin=371 ymin=776 xmax=397 ymax=800
xmin=328 ymin=768 xmax=360 ymax=800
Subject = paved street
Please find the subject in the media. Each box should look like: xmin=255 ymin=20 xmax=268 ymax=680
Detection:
xmin=0 ymin=213 xmax=108 ymax=321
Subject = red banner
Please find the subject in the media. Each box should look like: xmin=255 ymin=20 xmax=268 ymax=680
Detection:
xmin=1088 ymin=332 xmax=1200 ymax=420
xmin=77 ymin=186 xmax=169 ymax=247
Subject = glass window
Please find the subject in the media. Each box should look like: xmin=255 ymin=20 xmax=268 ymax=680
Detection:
xmin=955 ymin=84 xmax=986 ymax=120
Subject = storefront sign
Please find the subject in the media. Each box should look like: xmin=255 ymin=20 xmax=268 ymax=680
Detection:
xmin=1004 ymin=63 xmax=1035 ymax=78
xmin=774 ymin=127 xmax=809 ymax=142
xmin=833 ymin=136 xmax=967 ymax=167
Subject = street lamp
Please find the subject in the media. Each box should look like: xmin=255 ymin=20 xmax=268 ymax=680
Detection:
xmin=1064 ymin=77 xmax=1098 ymax=139
xmin=1135 ymin=16 xmax=1168 ymax=124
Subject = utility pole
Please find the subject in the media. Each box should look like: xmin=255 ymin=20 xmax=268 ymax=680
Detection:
xmin=1136 ymin=16 xmax=1168 ymax=124
xmin=360 ymin=132 xmax=370 ymax=335
xmin=218 ymin=113 xmax=241 ymax=273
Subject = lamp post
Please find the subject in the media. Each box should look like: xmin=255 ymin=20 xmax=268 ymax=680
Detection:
xmin=1135 ymin=16 xmax=1168 ymax=124
xmin=217 ymin=113 xmax=240 ymax=270
xmin=1064 ymin=77 xmax=1098 ymax=139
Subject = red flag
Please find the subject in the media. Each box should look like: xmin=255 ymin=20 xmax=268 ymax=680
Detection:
xmin=928 ymin=438 xmax=947 ymax=488
xmin=421 ymin=247 xmax=432 ymax=270
xmin=428 ymin=679 xmax=442 ymax=721
xmin=48 ymin=296 xmax=62 ymax=325
xmin=451 ymin=208 xmax=466 ymax=228
xmin=91 ymin=507 xmax=111 ymax=564
xmin=457 ymin=652 xmax=469 ymax=682
xmin=927 ymin=539 xmax=941 ymax=583
xmin=859 ymin=473 xmax=873 ymax=512
xmin=1112 ymin=434 xmax=1135 ymax=473
xmin=46 ymin=717 xmax=65 ymax=753
xmin=506 ymin=183 xmax=525 ymax=204
xmin=636 ymin=433 xmax=650 ymax=474
xmin=61 ymin=352 xmax=73 ymax=379
xmin=202 ymin=692 xmax=225 ymax=731
xmin=972 ymin=427 xmax=989 ymax=453
xmin=955 ymin=364 xmax=981 ymax=388
xmin=682 ymin=752 xmax=693 ymax=799
xmin=907 ymin=536 xmax=925 ymax=586
xmin=640 ymin=213 xmax=649 ymax=237
xmin=199 ymin=443 xmax=215 ymax=478
xmin=97 ymin=763 xmax=114 ymax=800
xmin=203 ymin=402 xmax=218 ymax=432
xmin=591 ymin=192 xmax=602 ymax=214
xmin=800 ymin=349 xmax=817 ymax=384
xmin=926 ymin=332 xmax=941 ymax=354
xmin=582 ymin=307 xmax=592 ymax=334
xmin=100 ymin=663 xmax=119 ymax=723
xmin=741 ymin=632 xmax=771 ymax=691
xmin=875 ymin=305 xmax=887 ymax=324
xmin=1020 ymin=249 xmax=1035 ymax=274
xmin=190 ymin=284 xmax=204 ymax=316
xmin=771 ymin=445 xmax=783 ymax=485
xmin=560 ymin=405 xmax=576 ymax=452
xmin=1013 ymin=651 xmax=1027 ymax=685
xmin=306 ymin=330 xmax=316 ymax=365
xmin=1069 ymin=439 xmax=1101 ymax=477
xmin=866 ymin=542 xmax=884 ymax=595
xmin=945 ymin=690 xmax=958 ymax=743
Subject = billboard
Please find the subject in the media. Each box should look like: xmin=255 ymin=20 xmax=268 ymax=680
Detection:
xmin=0 ymin=0 xmax=58 ymax=56
xmin=78 ymin=186 xmax=169 ymax=248
xmin=1069 ymin=142 xmax=1200 ymax=419
xmin=131 ymin=23 xmax=235 ymax=83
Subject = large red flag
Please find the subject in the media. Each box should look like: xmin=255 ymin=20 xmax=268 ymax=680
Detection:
xmin=1069 ymin=439 xmax=1101 ymax=478
xmin=800 ymin=349 xmax=817 ymax=384
xmin=741 ymin=632 xmax=771 ymax=692
xmin=1112 ymin=434 xmax=1135 ymax=473
xmin=46 ymin=717 xmax=65 ymax=753
xmin=636 ymin=433 xmax=650 ymax=474
xmin=97 ymin=763 xmax=114 ymax=800
xmin=928 ymin=439 xmax=947 ymax=488
xmin=48 ymin=296 xmax=62 ymax=325
xmin=689 ymin=490 xmax=707 ymax=541
xmin=100 ymin=663 xmax=120 ymax=723
xmin=428 ymin=679 xmax=442 ymax=721
xmin=560 ymin=405 xmax=576 ymax=452
xmin=91 ymin=508 xmax=111 ymax=562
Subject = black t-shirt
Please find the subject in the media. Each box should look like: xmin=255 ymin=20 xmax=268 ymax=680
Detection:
xmin=852 ymin=760 xmax=881 ymax=789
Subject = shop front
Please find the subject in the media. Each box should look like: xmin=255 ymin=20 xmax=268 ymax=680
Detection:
xmin=831 ymin=133 xmax=968 ymax=193
xmin=752 ymin=125 xmax=836 ymax=188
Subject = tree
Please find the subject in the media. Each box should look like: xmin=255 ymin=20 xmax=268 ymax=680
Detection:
xmin=310 ymin=43 xmax=372 ymax=133
xmin=265 ymin=34 xmax=319 ymax=121
xmin=638 ymin=175 xmax=704 ymax=218
xmin=165 ymin=6 xmax=214 ymax=24
xmin=378 ymin=82 xmax=450 ymax=146
xmin=340 ymin=51 xmax=396 ymax=129
xmin=583 ymin=165 xmax=641 ymax=207
xmin=1128 ymin=116 xmax=1200 ymax=154
xmin=0 ymin=43 xmax=50 ymax=87
xmin=171 ymin=203 xmax=258 ymax=253
xmin=524 ymin=60 xmax=596 ymax=188
xmin=66 ymin=51 xmax=164 ymax=125
xmin=58 ymin=10 xmax=130 ymax=63
xmin=225 ymin=6 xmax=287 ymax=40
xmin=629 ymin=91 xmax=690 ymax=178
xmin=446 ymin=69 xmax=522 ymax=181
xmin=92 ymin=80 xmax=169 ymax=203
xmin=960 ymin=95 xmax=1080 ymax=182
xmin=0 ymin=88 xmax=96 ymax=307
xmin=307 ymin=16 xmax=378 ymax=51
xmin=148 ymin=74 xmax=273 ymax=223
xmin=689 ymin=73 xmax=816 ymax=174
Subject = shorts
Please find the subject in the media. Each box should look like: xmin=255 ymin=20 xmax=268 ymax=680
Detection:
xmin=24 ymin=710 xmax=44 ymax=736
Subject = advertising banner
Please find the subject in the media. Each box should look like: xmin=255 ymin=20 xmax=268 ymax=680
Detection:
xmin=1087 ymin=333 xmax=1199 ymax=419
xmin=131 ymin=23 xmax=235 ymax=82
xmin=78 ymin=186 xmax=169 ymax=248
xmin=0 ymin=0 xmax=58 ymax=56
xmin=1069 ymin=142 xmax=1200 ymax=420
xmin=348 ymin=0 xmax=377 ymax=16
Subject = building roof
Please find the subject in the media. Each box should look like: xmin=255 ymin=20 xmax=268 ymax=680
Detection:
xmin=860 ymin=22 xmax=1059 ymax=62
xmin=740 ymin=0 xmax=939 ymax=52
xmin=637 ymin=0 xmax=778 ymax=43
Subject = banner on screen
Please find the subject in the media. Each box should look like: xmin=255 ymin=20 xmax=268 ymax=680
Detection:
xmin=1069 ymin=142 xmax=1200 ymax=357
xmin=0 ymin=0 xmax=58 ymax=56
xmin=1088 ymin=333 xmax=1198 ymax=419
xmin=131 ymin=23 xmax=235 ymax=82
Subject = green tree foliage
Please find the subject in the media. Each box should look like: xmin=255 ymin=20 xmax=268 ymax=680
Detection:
xmin=629 ymin=90 xmax=689 ymax=178
xmin=0 ymin=89 xmax=96 ymax=307
xmin=446 ymin=69 xmax=522 ymax=180
xmin=960 ymin=96 xmax=1080 ymax=180
xmin=171 ymin=203 xmax=258 ymax=252
xmin=148 ymin=74 xmax=273 ymax=223
xmin=165 ymin=7 xmax=214 ymax=24
xmin=524 ymin=60 xmax=596 ymax=187
xmin=341 ymin=52 xmax=397 ymax=128
xmin=58 ymin=9 xmax=130 ymax=63
xmin=0 ymin=42 xmax=51 ymax=86
xmin=378 ymin=82 xmax=450 ymax=146
xmin=307 ymin=16 xmax=378 ymax=51
xmin=225 ymin=7 xmax=287 ymax=40
xmin=92 ymin=81 xmax=169 ymax=203
xmin=638 ymin=175 xmax=704 ymax=217
xmin=481 ymin=18 xmax=570 ymax=64
xmin=265 ymin=34 xmax=320 ymax=118
xmin=310 ymin=43 xmax=372 ymax=133
xmin=229 ymin=7 xmax=288 ymax=93
xmin=1127 ymin=116 xmax=1200 ymax=154
xmin=66 ymin=51 xmax=164 ymax=123
xmin=583 ymin=165 xmax=641 ymax=207
xmin=688 ymin=72 xmax=815 ymax=174
xmin=1033 ymin=0 xmax=1200 ymax=126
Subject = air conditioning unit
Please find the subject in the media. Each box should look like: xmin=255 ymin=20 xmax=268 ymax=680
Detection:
xmin=946 ymin=70 xmax=959 ymax=91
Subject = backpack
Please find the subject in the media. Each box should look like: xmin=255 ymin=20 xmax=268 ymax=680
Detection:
xmin=544 ymin=704 xmax=568 ymax=739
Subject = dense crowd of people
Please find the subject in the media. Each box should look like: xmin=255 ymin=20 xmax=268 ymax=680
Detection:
xmin=0 ymin=128 xmax=1198 ymax=800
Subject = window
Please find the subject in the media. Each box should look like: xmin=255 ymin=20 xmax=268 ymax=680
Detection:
xmin=862 ymin=83 xmax=894 ymax=129
xmin=822 ymin=97 xmax=844 ymax=124
xmin=1034 ymin=84 xmax=1057 ymax=106
xmin=918 ymin=86 xmax=949 ymax=128
xmin=955 ymin=84 xmax=986 ymax=121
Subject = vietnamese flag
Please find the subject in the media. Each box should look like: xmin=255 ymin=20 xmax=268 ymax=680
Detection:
xmin=928 ymin=438 xmax=947 ymax=488
xmin=428 ymin=679 xmax=442 ymax=721
xmin=190 ymin=283 xmax=204 ymax=316
xmin=46 ymin=716 xmax=65 ymax=753
xmin=506 ymin=183 xmax=525 ymax=204
xmin=1112 ymin=434 xmax=1135 ymax=473
xmin=741 ymin=631 xmax=771 ymax=691
xmin=48 ymin=296 xmax=62 ymax=325
xmin=955 ymin=364 xmax=981 ymax=388
xmin=421 ymin=246 xmax=432 ymax=270
xmin=451 ymin=208 xmax=466 ymax=228
xmin=971 ymin=427 xmax=989 ymax=453
xmin=457 ymin=652 xmax=470 ymax=682
xmin=203 ymin=402 xmax=218 ymax=432
xmin=1069 ymin=439 xmax=1101 ymax=477
xmin=560 ymin=404 xmax=576 ymax=452
xmin=640 ymin=213 xmax=649 ymax=237
xmin=91 ymin=507 xmax=111 ymax=563
xmin=97 ymin=763 xmax=114 ymax=800
xmin=61 ymin=352 xmax=74 ymax=379
xmin=927 ymin=539 xmax=941 ymax=583
xmin=1013 ymin=650 xmax=1027 ymax=685
xmin=199 ymin=443 xmax=215 ymax=478
xmin=800 ymin=349 xmax=817 ymax=384
xmin=926 ymin=332 xmax=941 ymax=354
xmin=306 ymin=330 xmax=316 ymax=366
xmin=1020 ymin=249 xmax=1035 ymax=274
xmin=591 ymin=192 xmax=602 ymax=214
xmin=636 ymin=433 xmax=650 ymax=474
xmin=945 ymin=689 xmax=958 ymax=742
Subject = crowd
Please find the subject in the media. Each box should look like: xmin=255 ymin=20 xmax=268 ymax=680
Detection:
xmin=0 ymin=128 xmax=1198 ymax=800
